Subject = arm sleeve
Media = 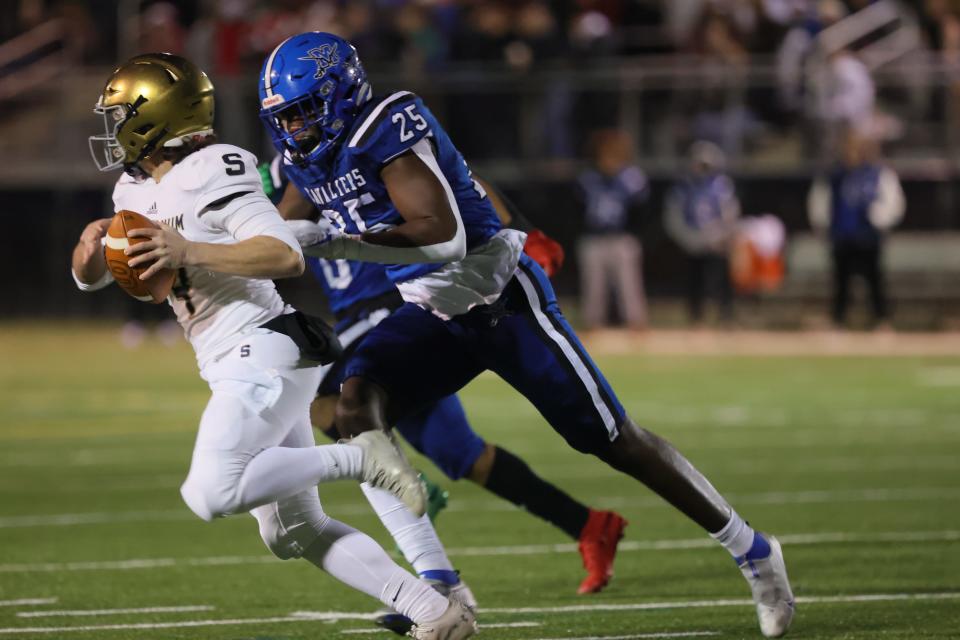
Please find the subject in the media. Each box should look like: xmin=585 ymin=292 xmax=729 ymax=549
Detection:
xmin=663 ymin=190 xmax=704 ymax=252
xmin=200 ymin=191 xmax=303 ymax=256
xmin=807 ymin=178 xmax=832 ymax=231
xmin=868 ymin=167 xmax=905 ymax=231
xmin=72 ymin=236 xmax=115 ymax=291
xmin=72 ymin=267 xmax=114 ymax=291
xmin=721 ymin=195 xmax=741 ymax=226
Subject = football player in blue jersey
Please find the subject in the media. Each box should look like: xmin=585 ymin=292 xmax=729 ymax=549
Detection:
xmin=262 ymin=156 xmax=626 ymax=634
xmin=258 ymin=32 xmax=795 ymax=638
xmin=262 ymin=154 xmax=627 ymax=595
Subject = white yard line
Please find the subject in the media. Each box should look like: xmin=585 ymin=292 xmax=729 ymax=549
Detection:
xmin=0 ymin=555 xmax=278 ymax=572
xmin=340 ymin=621 xmax=541 ymax=634
xmin=17 ymin=606 xmax=213 ymax=618
xmin=728 ymin=487 xmax=960 ymax=505
xmin=482 ymin=592 xmax=960 ymax=615
xmin=1 ymin=529 xmax=957 ymax=573
xmin=0 ymin=511 xmax=193 ymax=528
xmin=588 ymin=487 xmax=960 ymax=512
xmin=0 ymin=599 xmax=57 ymax=607
xmin=0 ymin=593 xmax=957 ymax=635
xmin=442 ymin=529 xmax=960 ymax=557
xmin=0 ymin=617 xmax=307 ymax=635
xmin=3 ymin=485 xmax=958 ymax=529
xmin=532 ymin=634 xmax=717 ymax=640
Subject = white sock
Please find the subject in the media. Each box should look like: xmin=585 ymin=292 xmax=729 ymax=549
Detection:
xmin=710 ymin=510 xmax=755 ymax=558
xmin=238 ymin=444 xmax=363 ymax=508
xmin=381 ymin=567 xmax=450 ymax=623
xmin=360 ymin=483 xmax=455 ymax=575
xmin=302 ymin=518 xmax=448 ymax=623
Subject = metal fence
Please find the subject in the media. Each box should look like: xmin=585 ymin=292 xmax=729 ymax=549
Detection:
xmin=3 ymin=55 xmax=960 ymax=186
xmin=5 ymin=47 xmax=960 ymax=321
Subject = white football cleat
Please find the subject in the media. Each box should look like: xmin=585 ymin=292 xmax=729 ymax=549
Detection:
xmin=427 ymin=578 xmax=477 ymax=613
xmin=739 ymin=534 xmax=795 ymax=637
xmin=376 ymin=576 xmax=477 ymax=635
xmin=349 ymin=431 xmax=426 ymax=517
xmin=408 ymin=601 xmax=477 ymax=640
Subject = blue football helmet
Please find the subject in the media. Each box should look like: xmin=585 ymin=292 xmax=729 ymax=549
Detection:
xmin=259 ymin=32 xmax=372 ymax=166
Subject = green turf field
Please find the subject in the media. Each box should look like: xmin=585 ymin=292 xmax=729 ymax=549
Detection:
xmin=1 ymin=324 xmax=959 ymax=639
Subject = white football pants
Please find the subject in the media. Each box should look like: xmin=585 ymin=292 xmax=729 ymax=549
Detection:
xmin=181 ymin=329 xmax=351 ymax=553
xmin=178 ymin=330 xmax=449 ymax=622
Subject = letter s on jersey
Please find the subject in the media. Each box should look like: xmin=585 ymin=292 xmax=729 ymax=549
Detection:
xmin=222 ymin=153 xmax=246 ymax=176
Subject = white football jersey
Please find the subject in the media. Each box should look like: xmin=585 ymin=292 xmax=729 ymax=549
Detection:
xmin=107 ymin=143 xmax=301 ymax=367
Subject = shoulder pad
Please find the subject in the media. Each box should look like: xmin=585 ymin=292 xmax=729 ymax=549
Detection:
xmin=346 ymin=92 xmax=431 ymax=165
xmin=175 ymin=144 xmax=264 ymax=213
xmin=112 ymin=172 xmax=142 ymax=213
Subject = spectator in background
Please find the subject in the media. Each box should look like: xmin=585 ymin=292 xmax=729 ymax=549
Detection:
xmin=921 ymin=0 xmax=960 ymax=132
xmin=775 ymin=2 xmax=820 ymax=119
xmin=393 ymin=3 xmax=446 ymax=72
xmin=807 ymin=128 xmax=905 ymax=329
xmin=504 ymin=1 xmax=565 ymax=71
xmin=576 ymin=129 xmax=650 ymax=331
xmin=508 ymin=1 xmax=572 ymax=158
xmin=569 ymin=9 xmax=620 ymax=149
xmin=664 ymin=140 xmax=740 ymax=326
xmin=688 ymin=10 xmax=760 ymax=156
xmin=342 ymin=1 xmax=401 ymax=65
xmin=185 ymin=0 xmax=255 ymax=149
xmin=815 ymin=48 xmax=874 ymax=123
xmin=138 ymin=2 xmax=185 ymax=55
xmin=248 ymin=0 xmax=336 ymax=59
xmin=812 ymin=44 xmax=875 ymax=150
xmin=449 ymin=2 xmax=515 ymax=159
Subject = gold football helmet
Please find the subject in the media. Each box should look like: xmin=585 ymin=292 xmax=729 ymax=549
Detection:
xmin=89 ymin=53 xmax=215 ymax=172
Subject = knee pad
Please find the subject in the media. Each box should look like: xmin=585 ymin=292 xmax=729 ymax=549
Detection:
xmin=254 ymin=499 xmax=330 ymax=560
xmin=180 ymin=468 xmax=241 ymax=522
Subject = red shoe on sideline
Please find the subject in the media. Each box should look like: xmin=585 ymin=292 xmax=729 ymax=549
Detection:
xmin=577 ymin=510 xmax=628 ymax=594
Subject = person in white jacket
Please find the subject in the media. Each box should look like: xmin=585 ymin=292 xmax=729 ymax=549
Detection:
xmin=807 ymin=129 xmax=905 ymax=327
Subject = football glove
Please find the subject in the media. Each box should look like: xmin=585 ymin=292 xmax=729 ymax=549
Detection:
xmin=286 ymin=219 xmax=339 ymax=257
xmin=523 ymin=229 xmax=565 ymax=278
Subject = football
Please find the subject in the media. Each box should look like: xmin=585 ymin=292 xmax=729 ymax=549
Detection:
xmin=103 ymin=210 xmax=176 ymax=303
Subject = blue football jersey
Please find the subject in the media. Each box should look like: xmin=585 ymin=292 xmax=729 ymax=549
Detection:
xmin=264 ymin=155 xmax=396 ymax=315
xmin=674 ymin=173 xmax=737 ymax=230
xmin=282 ymin=91 xmax=502 ymax=285
xmin=307 ymin=257 xmax=396 ymax=316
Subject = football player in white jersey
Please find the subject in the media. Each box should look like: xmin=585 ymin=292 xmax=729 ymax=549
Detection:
xmin=71 ymin=53 xmax=476 ymax=639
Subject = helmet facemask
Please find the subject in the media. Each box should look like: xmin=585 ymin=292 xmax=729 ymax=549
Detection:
xmin=89 ymin=97 xmax=175 ymax=173
xmin=262 ymin=80 xmax=344 ymax=165
xmin=88 ymin=100 xmax=133 ymax=171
